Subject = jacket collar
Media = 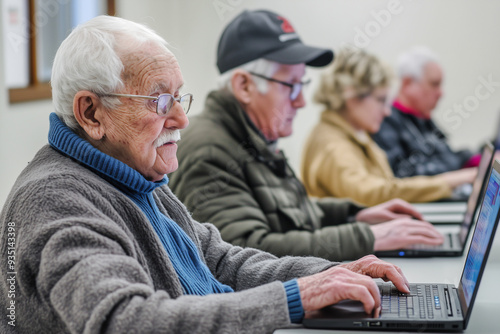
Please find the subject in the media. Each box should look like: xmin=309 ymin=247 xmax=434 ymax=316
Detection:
xmin=393 ymin=100 xmax=430 ymax=120
xmin=320 ymin=110 xmax=372 ymax=147
xmin=204 ymin=90 xmax=285 ymax=163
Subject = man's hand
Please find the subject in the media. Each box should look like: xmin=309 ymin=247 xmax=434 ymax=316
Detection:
xmin=370 ymin=218 xmax=444 ymax=251
xmin=298 ymin=255 xmax=409 ymax=315
xmin=355 ymin=198 xmax=423 ymax=224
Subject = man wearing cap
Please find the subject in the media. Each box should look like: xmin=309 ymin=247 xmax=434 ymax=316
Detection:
xmin=170 ymin=9 xmax=444 ymax=261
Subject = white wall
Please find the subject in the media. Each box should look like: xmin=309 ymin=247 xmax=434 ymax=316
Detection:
xmin=117 ymin=0 xmax=500 ymax=171
xmin=0 ymin=9 xmax=61 ymax=206
xmin=2 ymin=0 xmax=500 ymax=206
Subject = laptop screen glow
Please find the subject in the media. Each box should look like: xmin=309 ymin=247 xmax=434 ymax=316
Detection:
xmin=459 ymin=163 xmax=500 ymax=311
xmin=459 ymin=144 xmax=494 ymax=243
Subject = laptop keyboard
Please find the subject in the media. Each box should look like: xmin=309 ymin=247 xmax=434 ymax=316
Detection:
xmin=379 ymin=283 xmax=441 ymax=319
xmin=411 ymin=233 xmax=453 ymax=250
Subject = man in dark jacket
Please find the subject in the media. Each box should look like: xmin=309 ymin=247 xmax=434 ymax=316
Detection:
xmin=372 ymin=47 xmax=478 ymax=178
xmin=170 ymin=10 xmax=444 ymax=261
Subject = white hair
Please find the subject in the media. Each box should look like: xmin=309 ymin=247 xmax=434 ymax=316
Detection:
xmin=217 ymin=58 xmax=280 ymax=94
xmin=397 ymin=46 xmax=440 ymax=81
xmin=51 ymin=15 xmax=172 ymax=130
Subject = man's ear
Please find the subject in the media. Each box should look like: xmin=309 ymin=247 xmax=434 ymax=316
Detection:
xmin=73 ymin=91 xmax=106 ymax=140
xmin=401 ymin=76 xmax=414 ymax=89
xmin=230 ymin=70 xmax=256 ymax=105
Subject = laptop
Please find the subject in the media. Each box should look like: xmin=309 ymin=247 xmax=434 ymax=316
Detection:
xmin=303 ymin=159 xmax=500 ymax=331
xmin=374 ymin=144 xmax=495 ymax=257
xmin=412 ymin=143 xmax=495 ymax=224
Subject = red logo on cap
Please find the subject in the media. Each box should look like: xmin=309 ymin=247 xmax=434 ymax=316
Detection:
xmin=277 ymin=16 xmax=295 ymax=33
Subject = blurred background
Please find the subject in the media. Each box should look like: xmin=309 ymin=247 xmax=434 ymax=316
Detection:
xmin=2 ymin=0 xmax=500 ymax=205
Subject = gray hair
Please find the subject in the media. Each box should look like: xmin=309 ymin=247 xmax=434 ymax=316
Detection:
xmin=397 ymin=46 xmax=440 ymax=81
xmin=51 ymin=15 xmax=171 ymax=130
xmin=217 ymin=58 xmax=280 ymax=94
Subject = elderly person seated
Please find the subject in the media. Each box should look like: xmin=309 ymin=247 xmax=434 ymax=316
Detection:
xmin=170 ymin=9 xmax=445 ymax=262
xmin=0 ymin=16 xmax=410 ymax=334
xmin=301 ymin=47 xmax=477 ymax=207
xmin=372 ymin=47 xmax=478 ymax=178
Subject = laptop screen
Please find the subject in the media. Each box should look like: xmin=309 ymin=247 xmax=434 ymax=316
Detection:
xmin=459 ymin=143 xmax=494 ymax=243
xmin=458 ymin=160 xmax=500 ymax=324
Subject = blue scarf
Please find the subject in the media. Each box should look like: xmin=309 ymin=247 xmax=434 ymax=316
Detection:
xmin=48 ymin=113 xmax=233 ymax=295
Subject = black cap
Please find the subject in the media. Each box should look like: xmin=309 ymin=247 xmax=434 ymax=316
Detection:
xmin=217 ymin=10 xmax=334 ymax=74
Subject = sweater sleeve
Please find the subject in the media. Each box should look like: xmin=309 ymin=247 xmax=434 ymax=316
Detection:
xmin=313 ymin=140 xmax=453 ymax=206
xmin=283 ymin=279 xmax=304 ymax=323
xmin=2 ymin=177 xmax=326 ymax=334
xmin=170 ymin=146 xmax=374 ymax=261
xmin=188 ymin=220 xmax=338 ymax=289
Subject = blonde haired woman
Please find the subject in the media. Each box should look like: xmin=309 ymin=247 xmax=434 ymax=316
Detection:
xmin=301 ymin=48 xmax=476 ymax=206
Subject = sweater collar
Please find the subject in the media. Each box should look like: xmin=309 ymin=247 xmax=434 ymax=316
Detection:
xmin=48 ymin=112 xmax=167 ymax=194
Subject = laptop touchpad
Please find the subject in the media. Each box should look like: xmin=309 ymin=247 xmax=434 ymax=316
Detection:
xmin=305 ymin=300 xmax=373 ymax=320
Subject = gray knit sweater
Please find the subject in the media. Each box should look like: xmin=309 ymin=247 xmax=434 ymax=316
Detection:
xmin=0 ymin=145 xmax=336 ymax=333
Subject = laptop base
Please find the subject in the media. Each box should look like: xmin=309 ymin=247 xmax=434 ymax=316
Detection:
xmin=303 ymin=283 xmax=464 ymax=332
xmin=374 ymin=233 xmax=463 ymax=258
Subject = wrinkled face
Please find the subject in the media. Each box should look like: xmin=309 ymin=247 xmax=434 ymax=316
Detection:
xmin=407 ymin=62 xmax=443 ymax=117
xmin=98 ymin=43 xmax=189 ymax=181
xmin=246 ymin=63 xmax=306 ymax=141
xmin=345 ymin=86 xmax=391 ymax=134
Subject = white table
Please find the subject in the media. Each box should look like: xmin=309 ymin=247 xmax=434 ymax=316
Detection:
xmin=275 ymin=227 xmax=500 ymax=333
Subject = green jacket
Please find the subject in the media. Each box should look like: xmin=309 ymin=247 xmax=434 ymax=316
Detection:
xmin=170 ymin=90 xmax=375 ymax=261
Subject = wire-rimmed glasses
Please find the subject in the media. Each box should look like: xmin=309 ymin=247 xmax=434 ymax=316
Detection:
xmin=102 ymin=93 xmax=193 ymax=116
xmin=248 ymin=71 xmax=310 ymax=101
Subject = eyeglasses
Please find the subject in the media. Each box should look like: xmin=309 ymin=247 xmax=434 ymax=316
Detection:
xmin=248 ymin=71 xmax=310 ymax=101
xmin=358 ymin=91 xmax=388 ymax=106
xmin=102 ymin=93 xmax=193 ymax=116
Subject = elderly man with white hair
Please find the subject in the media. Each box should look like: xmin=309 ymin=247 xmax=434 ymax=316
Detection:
xmin=372 ymin=47 xmax=479 ymax=178
xmin=0 ymin=15 xmax=413 ymax=334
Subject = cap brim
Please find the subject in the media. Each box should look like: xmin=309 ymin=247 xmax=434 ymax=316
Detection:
xmin=264 ymin=43 xmax=334 ymax=67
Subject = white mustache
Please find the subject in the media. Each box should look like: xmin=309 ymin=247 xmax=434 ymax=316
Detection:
xmin=154 ymin=129 xmax=181 ymax=147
